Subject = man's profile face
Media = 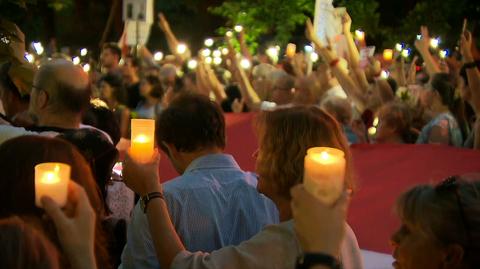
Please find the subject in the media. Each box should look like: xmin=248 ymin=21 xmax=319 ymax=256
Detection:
xmin=100 ymin=48 xmax=117 ymax=68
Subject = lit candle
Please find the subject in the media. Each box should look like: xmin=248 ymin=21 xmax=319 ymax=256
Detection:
xmin=303 ymin=147 xmax=346 ymax=204
xmin=355 ymin=30 xmax=365 ymax=41
xmin=286 ymin=43 xmax=296 ymax=58
xmin=35 ymin=163 xmax=70 ymax=207
xmin=383 ymin=49 xmax=393 ymax=61
xmin=130 ymin=119 xmax=155 ymax=163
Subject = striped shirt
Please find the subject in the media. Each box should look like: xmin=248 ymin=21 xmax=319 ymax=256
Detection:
xmin=120 ymin=154 xmax=279 ymax=269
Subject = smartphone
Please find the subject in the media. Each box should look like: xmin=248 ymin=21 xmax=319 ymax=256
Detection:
xmin=111 ymin=162 xmax=123 ymax=182
xmin=360 ymin=46 xmax=376 ymax=68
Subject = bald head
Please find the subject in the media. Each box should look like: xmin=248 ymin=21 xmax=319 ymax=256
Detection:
xmin=33 ymin=59 xmax=91 ymax=114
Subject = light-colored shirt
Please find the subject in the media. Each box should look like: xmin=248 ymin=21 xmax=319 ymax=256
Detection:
xmin=171 ymin=220 xmax=364 ymax=269
xmin=120 ymin=154 xmax=279 ymax=269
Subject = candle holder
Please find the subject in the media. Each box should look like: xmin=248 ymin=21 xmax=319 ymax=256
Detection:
xmin=35 ymin=162 xmax=71 ymax=207
xmin=130 ymin=119 xmax=155 ymax=163
xmin=303 ymin=147 xmax=346 ymax=205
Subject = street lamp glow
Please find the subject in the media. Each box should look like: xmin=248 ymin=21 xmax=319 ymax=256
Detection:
xmin=72 ymin=56 xmax=81 ymax=65
xmin=204 ymin=38 xmax=214 ymax=47
xmin=187 ymin=59 xmax=198 ymax=70
xmin=213 ymin=57 xmax=222 ymax=65
xmin=80 ymin=48 xmax=88 ymax=56
xmin=310 ymin=52 xmax=319 ymax=63
xmin=234 ymin=25 xmax=243 ymax=33
xmin=33 ymin=42 xmax=44 ymax=55
xmin=83 ymin=64 xmax=91 ymax=73
xmin=430 ymin=37 xmax=440 ymax=49
xmin=240 ymin=58 xmax=251 ymax=69
xmin=202 ymin=49 xmax=212 ymax=57
xmin=176 ymin=43 xmax=187 ymax=54
xmin=25 ymin=53 xmax=34 ymax=63
xmin=154 ymin=51 xmax=164 ymax=61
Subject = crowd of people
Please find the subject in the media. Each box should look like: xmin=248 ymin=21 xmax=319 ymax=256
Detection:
xmin=0 ymin=8 xmax=479 ymax=269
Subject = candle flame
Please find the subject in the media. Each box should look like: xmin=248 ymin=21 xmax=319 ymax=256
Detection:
xmin=41 ymin=171 xmax=60 ymax=184
xmin=311 ymin=151 xmax=337 ymax=164
xmin=134 ymin=134 xmax=149 ymax=143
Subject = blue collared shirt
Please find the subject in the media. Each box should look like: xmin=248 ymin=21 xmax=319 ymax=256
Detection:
xmin=120 ymin=154 xmax=279 ymax=269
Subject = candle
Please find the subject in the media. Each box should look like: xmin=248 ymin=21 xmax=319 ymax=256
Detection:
xmin=383 ymin=49 xmax=393 ymax=61
xmin=35 ymin=163 xmax=70 ymax=207
xmin=355 ymin=30 xmax=365 ymax=41
xmin=303 ymin=147 xmax=346 ymax=204
xmin=286 ymin=43 xmax=296 ymax=58
xmin=130 ymin=119 xmax=155 ymax=163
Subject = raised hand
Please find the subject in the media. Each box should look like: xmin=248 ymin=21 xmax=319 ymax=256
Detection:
xmin=341 ymin=12 xmax=352 ymax=35
xmin=460 ymin=31 xmax=474 ymax=62
xmin=42 ymin=181 xmax=97 ymax=269
xmin=414 ymin=26 xmax=431 ymax=54
xmin=123 ymin=150 xmax=162 ymax=196
xmin=291 ymin=184 xmax=350 ymax=256
xmin=158 ymin=13 xmax=171 ymax=32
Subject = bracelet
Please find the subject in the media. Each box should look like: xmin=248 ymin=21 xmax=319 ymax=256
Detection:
xmin=140 ymin=192 xmax=165 ymax=213
xmin=296 ymin=252 xmax=341 ymax=269
xmin=463 ymin=61 xmax=478 ymax=70
xmin=329 ymin=59 xmax=340 ymax=68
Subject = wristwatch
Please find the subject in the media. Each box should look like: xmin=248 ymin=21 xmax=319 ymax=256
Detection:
xmin=140 ymin=192 xmax=164 ymax=213
xmin=463 ymin=61 xmax=478 ymax=69
xmin=296 ymin=253 xmax=342 ymax=269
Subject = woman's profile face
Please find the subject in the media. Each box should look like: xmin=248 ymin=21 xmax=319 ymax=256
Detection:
xmin=391 ymin=222 xmax=445 ymax=269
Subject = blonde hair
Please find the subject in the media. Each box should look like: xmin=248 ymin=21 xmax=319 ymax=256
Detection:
xmin=255 ymin=105 xmax=354 ymax=199
xmin=396 ymin=174 xmax=480 ymax=268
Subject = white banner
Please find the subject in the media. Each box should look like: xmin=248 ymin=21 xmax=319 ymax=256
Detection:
xmin=123 ymin=0 xmax=154 ymax=24
xmin=125 ymin=20 xmax=151 ymax=45
xmin=313 ymin=0 xmax=343 ymax=45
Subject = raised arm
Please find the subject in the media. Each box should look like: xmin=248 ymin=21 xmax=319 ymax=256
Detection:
xmin=306 ymin=19 xmax=368 ymax=112
xmin=158 ymin=13 xmax=191 ymax=62
xmin=123 ymin=152 xmax=185 ymax=269
xmin=414 ymin=26 xmax=441 ymax=76
xmin=341 ymin=12 xmax=370 ymax=92
xmin=226 ymin=36 xmax=261 ymax=110
xmin=460 ymin=31 xmax=480 ymax=113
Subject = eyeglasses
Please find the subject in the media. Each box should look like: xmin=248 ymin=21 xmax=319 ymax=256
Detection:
xmin=435 ymin=176 xmax=472 ymax=248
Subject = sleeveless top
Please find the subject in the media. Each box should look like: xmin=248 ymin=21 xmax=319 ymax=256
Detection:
xmin=416 ymin=112 xmax=463 ymax=147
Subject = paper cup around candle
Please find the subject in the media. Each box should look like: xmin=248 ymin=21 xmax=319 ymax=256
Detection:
xmin=303 ymin=147 xmax=346 ymax=205
xmin=286 ymin=43 xmax=296 ymax=58
xmin=130 ymin=119 xmax=155 ymax=163
xmin=35 ymin=163 xmax=71 ymax=207
xmin=383 ymin=49 xmax=393 ymax=61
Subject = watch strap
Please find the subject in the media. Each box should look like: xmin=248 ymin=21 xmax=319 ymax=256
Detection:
xmin=141 ymin=192 xmax=164 ymax=213
xmin=296 ymin=252 xmax=341 ymax=269
xmin=463 ymin=61 xmax=478 ymax=69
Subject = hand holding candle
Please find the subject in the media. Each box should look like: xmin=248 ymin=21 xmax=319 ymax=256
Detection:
xmin=35 ymin=163 xmax=70 ymax=208
xmin=303 ymin=147 xmax=346 ymax=205
xmin=130 ymin=119 xmax=155 ymax=163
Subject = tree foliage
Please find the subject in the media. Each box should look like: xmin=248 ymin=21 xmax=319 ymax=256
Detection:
xmin=210 ymin=0 xmax=314 ymax=50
